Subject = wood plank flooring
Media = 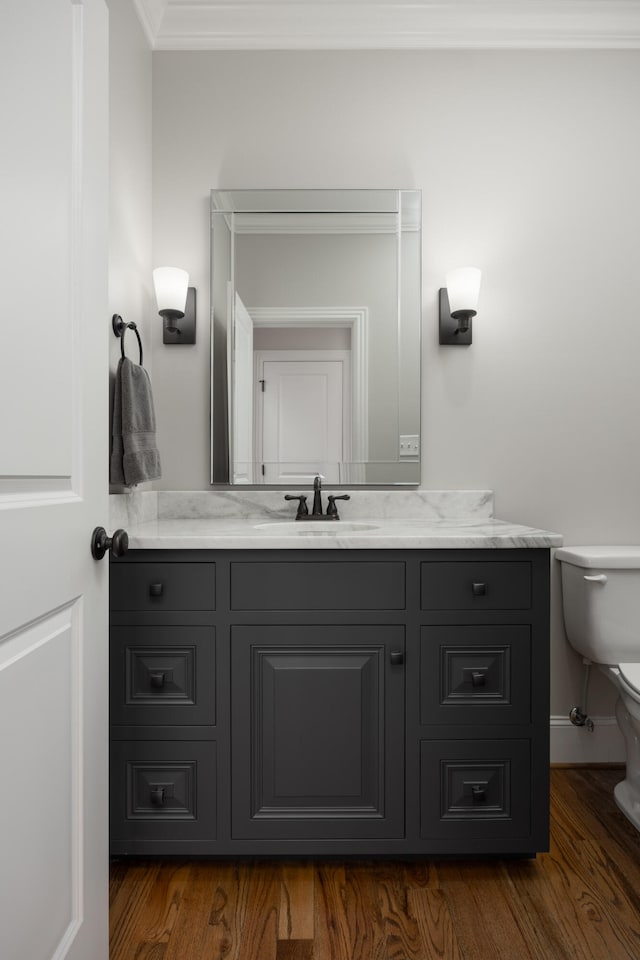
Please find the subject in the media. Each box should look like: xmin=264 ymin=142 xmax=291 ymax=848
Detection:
xmin=110 ymin=767 xmax=640 ymax=960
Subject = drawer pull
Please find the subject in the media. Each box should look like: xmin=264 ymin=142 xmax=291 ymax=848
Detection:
xmin=472 ymin=582 xmax=487 ymax=597
xmin=150 ymin=785 xmax=166 ymax=806
xmin=390 ymin=651 xmax=404 ymax=666
xmin=149 ymin=671 xmax=166 ymax=690
xmin=471 ymin=670 xmax=487 ymax=687
xmin=149 ymin=583 xmax=164 ymax=597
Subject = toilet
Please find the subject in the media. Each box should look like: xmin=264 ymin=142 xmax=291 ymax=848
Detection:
xmin=557 ymin=545 xmax=640 ymax=830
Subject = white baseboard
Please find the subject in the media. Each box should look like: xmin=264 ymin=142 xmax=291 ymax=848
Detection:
xmin=550 ymin=715 xmax=625 ymax=764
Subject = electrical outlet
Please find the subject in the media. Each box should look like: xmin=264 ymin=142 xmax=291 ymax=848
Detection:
xmin=399 ymin=434 xmax=420 ymax=458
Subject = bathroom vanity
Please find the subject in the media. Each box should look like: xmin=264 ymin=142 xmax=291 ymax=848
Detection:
xmin=108 ymin=502 xmax=559 ymax=859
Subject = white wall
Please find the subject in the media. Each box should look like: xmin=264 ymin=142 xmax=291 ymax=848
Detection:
xmin=107 ymin=0 xmax=152 ymax=490
xmin=151 ymin=49 xmax=640 ymax=753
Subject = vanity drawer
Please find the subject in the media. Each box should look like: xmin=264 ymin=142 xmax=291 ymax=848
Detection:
xmin=230 ymin=560 xmax=406 ymax=610
xmin=420 ymin=625 xmax=531 ymax=725
xmin=420 ymin=739 xmax=530 ymax=840
xmin=421 ymin=561 xmax=531 ymax=610
xmin=110 ymin=625 xmax=216 ymax=726
xmin=110 ymin=740 xmax=217 ymax=843
xmin=110 ymin=562 xmax=216 ymax=612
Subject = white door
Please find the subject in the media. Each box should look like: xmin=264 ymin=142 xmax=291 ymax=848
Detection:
xmin=257 ymin=352 xmax=349 ymax=484
xmin=232 ymin=293 xmax=254 ymax=483
xmin=0 ymin=3 xmax=109 ymax=959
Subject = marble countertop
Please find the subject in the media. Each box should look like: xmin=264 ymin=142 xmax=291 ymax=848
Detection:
xmin=124 ymin=516 xmax=562 ymax=550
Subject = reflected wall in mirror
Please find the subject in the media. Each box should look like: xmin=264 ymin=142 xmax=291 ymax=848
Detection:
xmin=210 ymin=189 xmax=421 ymax=485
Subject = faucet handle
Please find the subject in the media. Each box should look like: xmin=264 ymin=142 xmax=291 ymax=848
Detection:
xmin=284 ymin=494 xmax=309 ymax=519
xmin=326 ymin=494 xmax=350 ymax=517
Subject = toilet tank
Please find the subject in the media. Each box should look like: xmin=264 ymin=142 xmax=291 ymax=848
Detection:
xmin=557 ymin=546 xmax=640 ymax=663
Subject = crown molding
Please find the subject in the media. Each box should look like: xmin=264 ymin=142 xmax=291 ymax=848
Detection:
xmin=133 ymin=0 xmax=640 ymax=51
xmin=132 ymin=0 xmax=169 ymax=46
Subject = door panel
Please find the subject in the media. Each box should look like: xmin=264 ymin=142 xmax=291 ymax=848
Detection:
xmin=231 ymin=625 xmax=405 ymax=840
xmin=259 ymin=354 xmax=347 ymax=483
xmin=0 ymin=2 xmax=109 ymax=958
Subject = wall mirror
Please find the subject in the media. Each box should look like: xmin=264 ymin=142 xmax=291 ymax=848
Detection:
xmin=210 ymin=189 xmax=421 ymax=485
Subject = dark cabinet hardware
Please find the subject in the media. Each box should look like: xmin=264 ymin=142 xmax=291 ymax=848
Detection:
xmin=149 ymin=671 xmax=166 ymax=689
xmin=390 ymin=651 xmax=404 ymax=666
xmin=472 ymin=582 xmax=487 ymax=596
xmin=327 ymin=494 xmax=351 ymax=517
xmin=284 ymin=494 xmax=308 ymax=519
xmin=91 ymin=526 xmax=128 ymax=560
xmin=150 ymin=785 xmax=166 ymax=806
xmin=471 ymin=670 xmax=487 ymax=687
xmin=471 ymin=784 xmax=487 ymax=803
xmin=149 ymin=582 xmax=164 ymax=597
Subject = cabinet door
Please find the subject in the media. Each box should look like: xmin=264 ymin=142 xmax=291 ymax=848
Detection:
xmin=231 ymin=625 xmax=405 ymax=840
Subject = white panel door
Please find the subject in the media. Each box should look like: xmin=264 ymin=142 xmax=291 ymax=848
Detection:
xmin=258 ymin=354 xmax=347 ymax=484
xmin=0 ymin=3 xmax=109 ymax=960
xmin=232 ymin=294 xmax=254 ymax=483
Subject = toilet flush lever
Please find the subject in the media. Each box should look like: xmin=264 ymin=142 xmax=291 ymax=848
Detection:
xmin=583 ymin=574 xmax=607 ymax=584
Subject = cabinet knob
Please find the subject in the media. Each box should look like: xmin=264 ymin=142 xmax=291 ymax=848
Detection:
xmin=149 ymin=671 xmax=166 ymax=689
xmin=150 ymin=785 xmax=166 ymax=806
xmin=471 ymin=785 xmax=487 ymax=803
xmin=472 ymin=582 xmax=487 ymax=597
xmin=471 ymin=670 xmax=487 ymax=687
xmin=390 ymin=651 xmax=404 ymax=666
xmin=149 ymin=582 xmax=164 ymax=597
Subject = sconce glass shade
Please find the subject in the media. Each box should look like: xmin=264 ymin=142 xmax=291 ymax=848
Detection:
xmin=153 ymin=267 xmax=189 ymax=318
xmin=445 ymin=267 xmax=481 ymax=319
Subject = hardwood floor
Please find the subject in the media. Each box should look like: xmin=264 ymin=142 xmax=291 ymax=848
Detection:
xmin=110 ymin=768 xmax=640 ymax=960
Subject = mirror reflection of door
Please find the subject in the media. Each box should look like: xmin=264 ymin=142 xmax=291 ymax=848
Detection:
xmin=256 ymin=350 xmax=351 ymax=484
xmin=232 ymin=293 xmax=254 ymax=483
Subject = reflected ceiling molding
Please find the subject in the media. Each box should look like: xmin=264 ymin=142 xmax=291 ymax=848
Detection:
xmin=134 ymin=1 xmax=640 ymax=51
xmin=132 ymin=0 xmax=168 ymax=47
xmin=230 ymin=213 xmax=420 ymax=235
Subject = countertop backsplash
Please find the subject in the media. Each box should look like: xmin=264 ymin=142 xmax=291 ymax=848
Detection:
xmin=111 ymin=489 xmax=495 ymax=526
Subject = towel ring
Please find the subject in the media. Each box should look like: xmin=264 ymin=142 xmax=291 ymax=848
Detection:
xmin=112 ymin=315 xmax=143 ymax=366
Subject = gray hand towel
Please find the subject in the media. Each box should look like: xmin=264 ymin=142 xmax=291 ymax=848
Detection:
xmin=110 ymin=357 xmax=162 ymax=486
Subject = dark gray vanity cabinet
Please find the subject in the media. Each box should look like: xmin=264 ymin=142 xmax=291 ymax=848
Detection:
xmin=110 ymin=548 xmax=550 ymax=858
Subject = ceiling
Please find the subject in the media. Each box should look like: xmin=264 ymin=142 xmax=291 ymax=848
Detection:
xmin=133 ymin=0 xmax=640 ymax=51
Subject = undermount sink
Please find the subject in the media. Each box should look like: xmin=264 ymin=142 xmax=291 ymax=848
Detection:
xmin=253 ymin=521 xmax=380 ymax=533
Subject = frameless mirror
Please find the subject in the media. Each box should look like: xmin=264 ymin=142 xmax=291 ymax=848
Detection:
xmin=210 ymin=189 xmax=421 ymax=485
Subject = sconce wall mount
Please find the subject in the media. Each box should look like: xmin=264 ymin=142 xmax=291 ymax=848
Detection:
xmin=439 ymin=267 xmax=481 ymax=346
xmin=153 ymin=266 xmax=197 ymax=345
xmin=162 ymin=286 xmax=196 ymax=344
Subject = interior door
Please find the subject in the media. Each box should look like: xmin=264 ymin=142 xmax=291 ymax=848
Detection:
xmin=232 ymin=293 xmax=254 ymax=483
xmin=257 ymin=352 xmax=349 ymax=484
xmin=0 ymin=2 xmax=109 ymax=959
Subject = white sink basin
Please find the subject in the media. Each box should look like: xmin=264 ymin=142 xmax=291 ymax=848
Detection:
xmin=253 ymin=521 xmax=380 ymax=533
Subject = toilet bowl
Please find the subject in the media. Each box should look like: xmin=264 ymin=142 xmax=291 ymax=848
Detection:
xmin=557 ymin=545 xmax=640 ymax=830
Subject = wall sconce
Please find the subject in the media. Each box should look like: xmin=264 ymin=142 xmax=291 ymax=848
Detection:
xmin=153 ymin=266 xmax=197 ymax=345
xmin=439 ymin=267 xmax=482 ymax=345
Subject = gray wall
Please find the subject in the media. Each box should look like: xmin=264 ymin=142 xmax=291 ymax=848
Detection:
xmin=107 ymin=0 xmax=153 ymax=490
xmin=148 ymin=49 xmax=640 ymax=753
